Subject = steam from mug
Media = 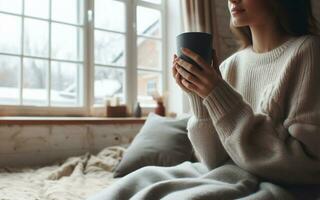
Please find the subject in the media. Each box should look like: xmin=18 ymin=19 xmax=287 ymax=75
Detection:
xmin=176 ymin=32 xmax=213 ymax=69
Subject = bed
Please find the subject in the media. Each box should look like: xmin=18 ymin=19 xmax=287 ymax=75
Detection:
xmin=2 ymin=114 xmax=319 ymax=200
xmin=0 ymin=145 xmax=127 ymax=200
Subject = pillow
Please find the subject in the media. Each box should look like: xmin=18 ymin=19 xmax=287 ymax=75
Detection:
xmin=113 ymin=113 xmax=192 ymax=177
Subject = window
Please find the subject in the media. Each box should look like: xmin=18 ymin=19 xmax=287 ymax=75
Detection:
xmin=136 ymin=4 xmax=164 ymax=107
xmin=146 ymin=79 xmax=157 ymax=96
xmin=0 ymin=0 xmax=166 ymax=115
xmin=93 ymin=0 xmax=126 ymax=106
xmin=0 ymin=0 xmax=84 ymax=108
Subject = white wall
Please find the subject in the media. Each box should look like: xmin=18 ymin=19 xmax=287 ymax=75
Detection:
xmin=0 ymin=124 xmax=143 ymax=167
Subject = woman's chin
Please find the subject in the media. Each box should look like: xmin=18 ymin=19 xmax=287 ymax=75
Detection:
xmin=231 ymin=21 xmax=248 ymax=28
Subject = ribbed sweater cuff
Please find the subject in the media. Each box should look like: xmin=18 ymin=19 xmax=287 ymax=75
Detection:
xmin=203 ymin=80 xmax=243 ymax=123
xmin=187 ymin=93 xmax=209 ymax=119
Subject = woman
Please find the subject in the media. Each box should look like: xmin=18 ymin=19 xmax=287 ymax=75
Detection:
xmin=89 ymin=0 xmax=320 ymax=199
xmin=174 ymin=0 xmax=320 ymax=183
xmin=173 ymin=0 xmax=320 ymax=196
xmin=174 ymin=0 xmax=320 ymax=179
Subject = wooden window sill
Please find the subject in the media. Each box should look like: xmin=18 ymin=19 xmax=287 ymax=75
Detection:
xmin=0 ymin=117 xmax=147 ymax=125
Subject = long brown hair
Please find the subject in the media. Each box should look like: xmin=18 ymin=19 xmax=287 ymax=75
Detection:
xmin=230 ymin=0 xmax=320 ymax=49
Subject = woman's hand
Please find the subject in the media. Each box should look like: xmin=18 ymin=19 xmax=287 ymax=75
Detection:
xmin=172 ymin=48 xmax=222 ymax=98
xmin=172 ymin=54 xmax=193 ymax=94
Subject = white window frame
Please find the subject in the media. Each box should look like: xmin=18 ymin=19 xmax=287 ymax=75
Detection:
xmin=0 ymin=0 xmax=167 ymax=117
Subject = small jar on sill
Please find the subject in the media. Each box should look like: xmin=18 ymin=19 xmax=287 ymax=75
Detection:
xmin=154 ymin=101 xmax=165 ymax=116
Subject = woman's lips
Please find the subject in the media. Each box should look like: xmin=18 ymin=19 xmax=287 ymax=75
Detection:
xmin=231 ymin=7 xmax=245 ymax=15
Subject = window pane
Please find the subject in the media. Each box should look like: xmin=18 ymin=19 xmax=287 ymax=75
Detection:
xmin=0 ymin=55 xmax=20 ymax=105
xmin=23 ymin=58 xmax=48 ymax=106
xmin=95 ymin=0 xmax=125 ymax=32
xmin=51 ymin=0 xmax=82 ymax=25
xmin=95 ymin=30 xmax=125 ymax=66
xmin=25 ymin=0 xmax=49 ymax=19
xmin=51 ymin=23 xmax=82 ymax=61
xmin=137 ymin=6 xmax=161 ymax=37
xmin=24 ymin=19 xmax=49 ymax=57
xmin=0 ymin=14 xmax=21 ymax=54
xmin=51 ymin=61 xmax=79 ymax=106
xmin=0 ymin=0 xmax=22 ymax=14
xmin=141 ymin=0 xmax=161 ymax=4
xmin=138 ymin=71 xmax=162 ymax=107
xmin=138 ymin=38 xmax=161 ymax=69
xmin=94 ymin=67 xmax=124 ymax=105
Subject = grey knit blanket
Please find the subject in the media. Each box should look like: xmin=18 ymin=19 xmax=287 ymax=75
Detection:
xmin=87 ymin=161 xmax=319 ymax=200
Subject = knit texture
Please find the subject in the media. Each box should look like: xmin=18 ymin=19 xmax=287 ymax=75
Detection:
xmin=187 ymin=35 xmax=320 ymax=184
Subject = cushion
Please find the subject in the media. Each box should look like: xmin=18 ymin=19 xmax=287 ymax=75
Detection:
xmin=113 ymin=113 xmax=193 ymax=177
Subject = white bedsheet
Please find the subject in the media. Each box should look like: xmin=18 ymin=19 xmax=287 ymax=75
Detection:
xmin=0 ymin=145 xmax=126 ymax=200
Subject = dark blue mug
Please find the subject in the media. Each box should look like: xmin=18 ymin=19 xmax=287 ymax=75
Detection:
xmin=176 ymin=32 xmax=213 ymax=69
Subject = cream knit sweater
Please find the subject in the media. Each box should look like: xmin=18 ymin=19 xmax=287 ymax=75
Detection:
xmin=187 ymin=35 xmax=320 ymax=185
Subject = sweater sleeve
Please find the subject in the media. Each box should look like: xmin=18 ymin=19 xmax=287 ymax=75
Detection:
xmin=186 ymin=61 xmax=230 ymax=169
xmin=186 ymin=59 xmax=230 ymax=119
xmin=187 ymin=116 xmax=229 ymax=169
xmin=187 ymin=92 xmax=210 ymax=119
xmin=202 ymin=38 xmax=320 ymax=184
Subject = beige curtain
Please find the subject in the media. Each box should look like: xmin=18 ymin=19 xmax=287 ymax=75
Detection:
xmin=181 ymin=0 xmax=221 ymax=62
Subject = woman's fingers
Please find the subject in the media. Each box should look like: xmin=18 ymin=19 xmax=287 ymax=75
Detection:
xmin=172 ymin=58 xmax=190 ymax=92
xmin=176 ymin=57 xmax=203 ymax=79
xmin=175 ymin=72 xmax=190 ymax=92
xmin=172 ymin=63 xmax=177 ymax=76
xmin=172 ymin=54 xmax=178 ymax=76
xmin=172 ymin=53 xmax=199 ymax=93
xmin=175 ymin=64 xmax=202 ymax=89
xmin=173 ymin=54 xmax=177 ymax=63
xmin=181 ymin=78 xmax=197 ymax=91
xmin=181 ymin=48 xmax=211 ymax=70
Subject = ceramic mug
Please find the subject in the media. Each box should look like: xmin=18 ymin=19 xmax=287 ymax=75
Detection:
xmin=176 ymin=32 xmax=213 ymax=69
